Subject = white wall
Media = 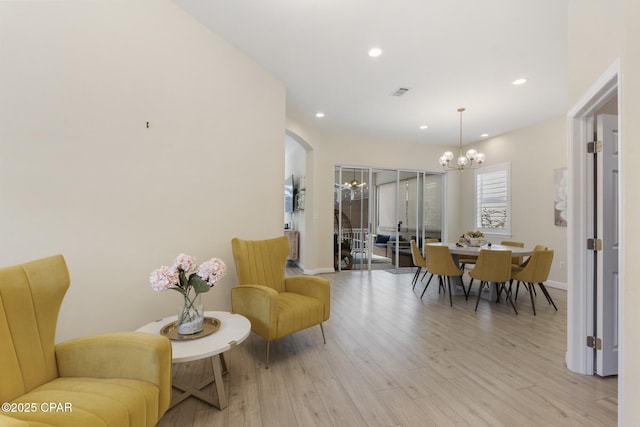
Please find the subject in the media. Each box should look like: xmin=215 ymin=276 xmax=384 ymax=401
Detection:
xmin=568 ymin=0 xmax=640 ymax=423
xmin=459 ymin=116 xmax=568 ymax=283
xmin=0 ymin=0 xmax=285 ymax=341
xmin=622 ymin=1 xmax=640 ymax=423
xmin=286 ymin=118 xmax=462 ymax=272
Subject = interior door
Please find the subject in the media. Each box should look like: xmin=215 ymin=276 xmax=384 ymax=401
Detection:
xmin=595 ymin=114 xmax=619 ymax=376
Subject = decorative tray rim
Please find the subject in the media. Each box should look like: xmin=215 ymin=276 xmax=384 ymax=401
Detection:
xmin=160 ymin=316 xmax=220 ymax=341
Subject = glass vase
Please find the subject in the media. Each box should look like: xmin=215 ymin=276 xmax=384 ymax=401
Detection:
xmin=177 ymin=292 xmax=204 ymax=335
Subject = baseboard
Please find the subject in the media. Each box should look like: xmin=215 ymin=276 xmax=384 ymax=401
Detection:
xmin=545 ymin=280 xmax=567 ymax=291
xmin=303 ymin=267 xmax=335 ymax=275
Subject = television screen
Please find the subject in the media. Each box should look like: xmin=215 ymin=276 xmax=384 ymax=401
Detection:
xmin=284 ymin=175 xmax=295 ymax=213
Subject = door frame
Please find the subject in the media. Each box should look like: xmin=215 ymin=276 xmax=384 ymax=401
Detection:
xmin=334 ymin=165 xmax=446 ymax=271
xmin=566 ymin=58 xmax=623 ymax=395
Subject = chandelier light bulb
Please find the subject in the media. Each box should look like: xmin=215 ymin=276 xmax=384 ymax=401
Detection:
xmin=439 ymin=156 xmax=449 ymax=166
xmin=443 ymin=151 xmax=454 ymax=161
xmin=466 ymin=148 xmax=478 ymax=160
xmin=457 ymin=156 xmax=469 ymax=167
xmin=476 ymin=153 xmax=486 ymax=163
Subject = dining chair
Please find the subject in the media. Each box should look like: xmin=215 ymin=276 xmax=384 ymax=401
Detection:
xmin=422 ymin=244 xmax=467 ymax=306
xmin=510 ymin=249 xmax=556 ymax=315
xmin=512 ymin=244 xmax=548 ymax=272
xmin=458 ymin=254 xmax=478 ymax=271
xmin=511 ymin=244 xmax=548 ymax=300
xmin=468 ymin=249 xmax=517 ymax=314
xmin=410 ymin=239 xmax=439 ymax=289
xmin=501 ymin=240 xmax=525 ymax=267
xmin=410 ymin=240 xmax=426 ymax=289
xmin=457 ymin=237 xmax=477 ymax=270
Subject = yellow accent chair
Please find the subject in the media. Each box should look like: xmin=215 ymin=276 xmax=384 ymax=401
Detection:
xmin=0 ymin=255 xmax=172 ymax=427
xmin=231 ymin=236 xmax=330 ymax=368
xmin=468 ymin=249 xmax=517 ymax=314
xmin=511 ymin=249 xmax=556 ymax=315
xmin=422 ymin=244 xmax=467 ymax=305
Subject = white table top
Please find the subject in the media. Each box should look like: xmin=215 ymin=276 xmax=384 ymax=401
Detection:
xmin=427 ymin=242 xmax=534 ymax=257
xmin=136 ymin=311 xmax=251 ymax=363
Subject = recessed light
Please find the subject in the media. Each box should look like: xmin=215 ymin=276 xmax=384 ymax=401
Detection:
xmin=315 ymin=112 xmax=325 ymax=118
xmin=512 ymin=77 xmax=528 ymax=86
xmin=368 ymin=47 xmax=382 ymax=58
xmin=420 ymin=125 xmax=428 ymax=130
xmin=481 ymin=133 xmax=489 ymax=138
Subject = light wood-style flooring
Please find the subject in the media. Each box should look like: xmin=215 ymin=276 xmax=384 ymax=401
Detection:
xmin=158 ymin=269 xmax=617 ymax=427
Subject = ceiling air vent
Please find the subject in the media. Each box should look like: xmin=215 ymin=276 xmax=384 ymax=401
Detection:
xmin=391 ymin=87 xmax=411 ymax=97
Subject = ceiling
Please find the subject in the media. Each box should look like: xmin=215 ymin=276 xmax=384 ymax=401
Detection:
xmin=173 ymin=0 xmax=568 ymax=146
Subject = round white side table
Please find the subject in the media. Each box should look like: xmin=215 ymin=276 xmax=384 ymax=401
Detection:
xmin=137 ymin=310 xmax=250 ymax=410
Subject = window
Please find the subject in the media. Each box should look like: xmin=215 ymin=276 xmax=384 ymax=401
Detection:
xmin=423 ymin=174 xmax=442 ymax=233
xmin=475 ymin=163 xmax=510 ymax=235
xmin=377 ymin=181 xmax=397 ymax=231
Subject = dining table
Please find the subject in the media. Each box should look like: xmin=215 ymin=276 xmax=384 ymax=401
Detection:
xmin=427 ymin=241 xmax=534 ymax=257
xmin=425 ymin=242 xmax=534 ymax=298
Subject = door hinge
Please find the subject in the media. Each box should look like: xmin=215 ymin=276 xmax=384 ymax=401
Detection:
xmin=587 ymin=336 xmax=603 ymax=350
xmin=587 ymin=238 xmax=603 ymax=251
xmin=587 ymin=140 xmax=603 ymax=154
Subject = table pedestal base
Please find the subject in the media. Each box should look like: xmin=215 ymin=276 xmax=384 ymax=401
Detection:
xmin=170 ymin=353 xmax=228 ymax=410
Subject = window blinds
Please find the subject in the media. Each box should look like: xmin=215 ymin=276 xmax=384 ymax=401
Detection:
xmin=476 ymin=168 xmax=509 ymax=230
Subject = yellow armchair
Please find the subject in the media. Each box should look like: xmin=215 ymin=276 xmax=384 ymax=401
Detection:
xmin=231 ymin=236 xmax=330 ymax=368
xmin=0 ymin=255 xmax=172 ymax=427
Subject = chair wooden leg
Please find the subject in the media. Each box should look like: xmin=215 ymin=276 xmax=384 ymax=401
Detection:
xmin=459 ymin=276 xmax=469 ymax=300
xmin=475 ymin=281 xmax=485 ymax=311
xmin=528 ymin=281 xmax=537 ymax=315
xmin=496 ymin=283 xmax=503 ymax=302
xmin=504 ymin=282 xmax=519 ymax=315
xmin=538 ymin=283 xmax=557 ymax=311
xmin=412 ymin=267 xmax=422 ymax=288
xmin=320 ymin=323 xmax=326 ymax=343
xmin=265 ymin=341 xmax=270 ymax=369
xmin=420 ymin=273 xmax=434 ymax=298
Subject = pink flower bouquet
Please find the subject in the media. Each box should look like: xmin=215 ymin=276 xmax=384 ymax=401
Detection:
xmin=150 ymin=253 xmax=227 ymax=335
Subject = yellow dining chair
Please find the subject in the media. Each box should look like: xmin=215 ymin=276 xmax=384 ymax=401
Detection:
xmin=501 ymin=240 xmax=525 ymax=267
xmin=511 ymin=244 xmax=548 ymax=300
xmin=458 ymin=255 xmax=477 ymax=271
xmin=422 ymin=244 xmax=467 ymax=306
xmin=512 ymin=244 xmax=548 ymax=272
xmin=410 ymin=240 xmax=426 ymax=289
xmin=468 ymin=249 xmax=517 ymax=314
xmin=510 ymin=249 xmax=556 ymax=315
xmin=231 ymin=236 xmax=331 ymax=368
xmin=410 ymin=239 xmax=439 ymax=290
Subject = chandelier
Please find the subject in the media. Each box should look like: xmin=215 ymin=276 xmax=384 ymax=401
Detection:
xmin=343 ymin=169 xmax=366 ymax=188
xmin=439 ymin=107 xmax=485 ymax=171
